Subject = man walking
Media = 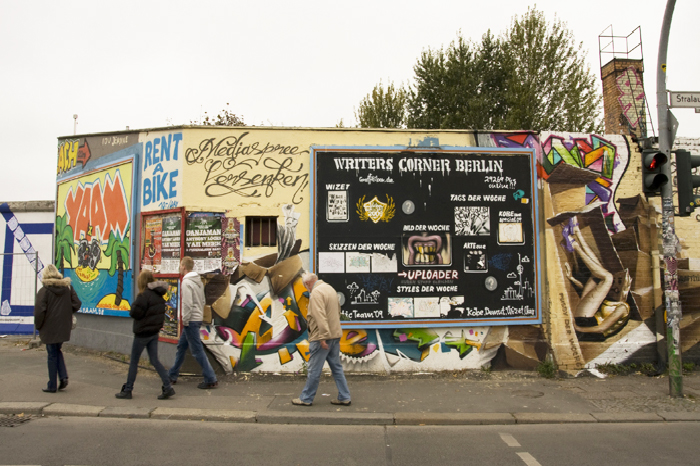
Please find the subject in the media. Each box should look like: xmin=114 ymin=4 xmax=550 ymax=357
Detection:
xmin=168 ymin=256 xmax=218 ymax=389
xmin=292 ymin=272 xmax=351 ymax=406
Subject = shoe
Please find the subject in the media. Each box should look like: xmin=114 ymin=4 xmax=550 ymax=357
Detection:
xmin=58 ymin=379 xmax=68 ymax=390
xmin=291 ymin=398 xmax=312 ymax=406
xmin=115 ymin=384 xmax=132 ymax=399
xmin=169 ymin=379 xmax=177 ymax=385
xmin=331 ymin=399 xmax=351 ymax=406
xmin=42 ymin=387 xmax=57 ymax=393
xmin=158 ymin=386 xmax=176 ymax=400
xmin=197 ymin=381 xmax=218 ymax=389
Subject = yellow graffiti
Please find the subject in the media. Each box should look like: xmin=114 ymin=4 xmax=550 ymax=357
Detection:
xmin=96 ymin=294 xmax=131 ymax=311
xmin=278 ymin=347 xmax=292 ymax=365
xmin=340 ymin=329 xmax=369 ymax=356
xmin=296 ymin=340 xmax=310 ymax=362
xmin=57 ymin=140 xmax=79 ymax=175
xmin=74 ymin=266 xmax=99 ymax=282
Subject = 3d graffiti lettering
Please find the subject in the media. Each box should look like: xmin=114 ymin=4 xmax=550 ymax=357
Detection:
xmin=64 ymin=170 xmax=130 ymax=243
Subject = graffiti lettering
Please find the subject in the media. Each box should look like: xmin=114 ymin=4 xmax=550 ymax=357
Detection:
xmin=144 ymin=134 xmax=182 ymax=171
xmin=57 ymin=140 xmax=79 ymax=175
xmin=143 ymin=133 xmax=182 ymax=209
xmin=185 ymin=133 xmax=310 ymax=204
xmin=64 ymin=170 xmax=130 ymax=242
xmin=204 ymin=156 xmax=309 ymax=203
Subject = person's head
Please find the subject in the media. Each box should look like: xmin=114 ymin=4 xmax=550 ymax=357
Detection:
xmin=41 ymin=263 xmax=63 ymax=282
xmin=180 ymin=256 xmax=194 ymax=276
xmin=301 ymin=272 xmax=318 ymax=291
xmin=137 ymin=269 xmax=155 ymax=294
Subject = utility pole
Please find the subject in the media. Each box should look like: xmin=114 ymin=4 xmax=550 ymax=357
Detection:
xmin=657 ymin=0 xmax=682 ymax=397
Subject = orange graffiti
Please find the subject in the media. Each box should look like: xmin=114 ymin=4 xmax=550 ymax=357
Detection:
xmin=64 ymin=170 xmax=130 ymax=243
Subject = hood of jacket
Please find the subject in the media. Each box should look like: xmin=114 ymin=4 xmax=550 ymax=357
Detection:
xmin=183 ymin=271 xmax=203 ymax=288
xmin=42 ymin=276 xmax=72 ymax=289
xmin=147 ymin=280 xmax=169 ymax=296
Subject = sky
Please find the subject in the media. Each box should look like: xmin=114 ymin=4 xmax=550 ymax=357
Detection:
xmin=1 ymin=0 xmax=698 ymax=202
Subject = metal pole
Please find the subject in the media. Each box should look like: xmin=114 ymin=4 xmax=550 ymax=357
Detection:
xmin=657 ymin=0 xmax=682 ymax=397
xmin=33 ymin=251 xmax=38 ymax=340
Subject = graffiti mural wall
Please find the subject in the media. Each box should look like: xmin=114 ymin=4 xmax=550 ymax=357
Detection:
xmin=56 ymin=160 xmax=135 ymax=316
xmin=57 ymin=126 xmax=692 ymax=372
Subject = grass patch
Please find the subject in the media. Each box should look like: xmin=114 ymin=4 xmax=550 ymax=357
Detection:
xmin=596 ymin=362 xmax=659 ymax=376
xmin=536 ymin=360 xmax=557 ymax=379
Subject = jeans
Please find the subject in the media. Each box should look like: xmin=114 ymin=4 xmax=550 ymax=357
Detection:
xmin=168 ymin=321 xmax=217 ymax=384
xmin=46 ymin=343 xmax=67 ymax=391
xmin=124 ymin=334 xmax=172 ymax=392
xmin=299 ymin=338 xmax=350 ymax=403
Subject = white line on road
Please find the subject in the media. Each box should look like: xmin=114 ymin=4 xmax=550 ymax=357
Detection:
xmin=499 ymin=432 xmax=521 ymax=447
xmin=517 ymin=452 xmax=543 ymax=466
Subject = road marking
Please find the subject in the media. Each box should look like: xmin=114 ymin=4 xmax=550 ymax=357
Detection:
xmin=499 ymin=432 xmax=521 ymax=447
xmin=517 ymin=452 xmax=543 ymax=466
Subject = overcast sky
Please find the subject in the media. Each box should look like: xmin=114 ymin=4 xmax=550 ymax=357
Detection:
xmin=1 ymin=0 xmax=698 ymax=202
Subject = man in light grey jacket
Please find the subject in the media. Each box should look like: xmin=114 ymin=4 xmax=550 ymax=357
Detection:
xmin=167 ymin=256 xmax=218 ymax=389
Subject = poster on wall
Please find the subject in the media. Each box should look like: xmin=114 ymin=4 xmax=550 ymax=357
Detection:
xmin=161 ymin=215 xmax=182 ymax=274
xmin=221 ymin=217 xmax=241 ymax=275
xmin=141 ymin=216 xmax=162 ymax=272
xmin=185 ymin=213 xmax=222 ymax=273
xmin=55 ymin=160 xmax=134 ymax=317
xmin=159 ymin=277 xmax=179 ymax=341
xmin=312 ymin=148 xmax=542 ymax=328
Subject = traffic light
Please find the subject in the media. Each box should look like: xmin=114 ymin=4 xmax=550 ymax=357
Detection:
xmin=641 ymin=149 xmax=668 ymax=195
xmin=675 ymin=149 xmax=700 ymax=216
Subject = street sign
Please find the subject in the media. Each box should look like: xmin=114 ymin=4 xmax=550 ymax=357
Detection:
xmin=669 ymin=91 xmax=700 ymax=108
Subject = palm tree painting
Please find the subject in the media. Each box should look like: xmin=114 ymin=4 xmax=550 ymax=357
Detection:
xmin=55 ymin=213 xmax=75 ymax=274
xmin=98 ymin=225 xmax=131 ymax=310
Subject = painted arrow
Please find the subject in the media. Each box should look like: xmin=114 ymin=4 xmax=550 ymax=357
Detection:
xmin=77 ymin=139 xmax=91 ymax=167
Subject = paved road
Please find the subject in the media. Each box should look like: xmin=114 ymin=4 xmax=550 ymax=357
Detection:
xmin=2 ymin=416 xmax=700 ymax=466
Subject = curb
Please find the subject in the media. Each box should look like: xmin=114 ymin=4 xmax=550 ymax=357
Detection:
xmin=2 ymin=402 xmax=699 ymax=425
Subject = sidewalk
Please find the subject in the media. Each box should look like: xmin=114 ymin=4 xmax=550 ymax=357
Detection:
xmin=1 ymin=336 xmax=699 ymax=425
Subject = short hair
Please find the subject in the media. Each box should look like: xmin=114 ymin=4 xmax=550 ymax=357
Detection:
xmin=180 ymin=256 xmax=194 ymax=272
xmin=137 ymin=269 xmax=155 ymax=294
xmin=301 ymin=272 xmax=317 ymax=289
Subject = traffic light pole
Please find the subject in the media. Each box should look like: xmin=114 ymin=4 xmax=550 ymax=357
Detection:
xmin=657 ymin=0 xmax=683 ymax=397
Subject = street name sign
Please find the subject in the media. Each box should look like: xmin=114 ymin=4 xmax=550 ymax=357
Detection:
xmin=669 ymin=91 xmax=700 ymax=108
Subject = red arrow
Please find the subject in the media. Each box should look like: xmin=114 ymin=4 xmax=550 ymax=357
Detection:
xmin=77 ymin=140 xmax=91 ymax=167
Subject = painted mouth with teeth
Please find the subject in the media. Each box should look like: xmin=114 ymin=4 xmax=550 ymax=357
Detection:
xmin=408 ymin=235 xmax=443 ymax=265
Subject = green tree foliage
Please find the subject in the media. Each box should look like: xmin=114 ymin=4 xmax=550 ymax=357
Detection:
xmin=500 ymin=7 xmax=602 ymax=132
xmin=355 ymin=80 xmax=407 ymax=128
xmin=358 ymin=7 xmax=603 ymax=133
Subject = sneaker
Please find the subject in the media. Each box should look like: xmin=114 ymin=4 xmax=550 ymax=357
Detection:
xmin=331 ymin=399 xmax=351 ymax=406
xmin=115 ymin=384 xmax=132 ymax=399
xmin=291 ymin=398 xmax=312 ymax=406
xmin=197 ymin=381 xmax=218 ymax=389
xmin=58 ymin=378 xmax=68 ymax=390
xmin=158 ymin=386 xmax=176 ymax=400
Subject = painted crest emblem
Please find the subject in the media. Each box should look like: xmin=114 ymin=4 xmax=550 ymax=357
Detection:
xmin=356 ymin=195 xmax=395 ymax=224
